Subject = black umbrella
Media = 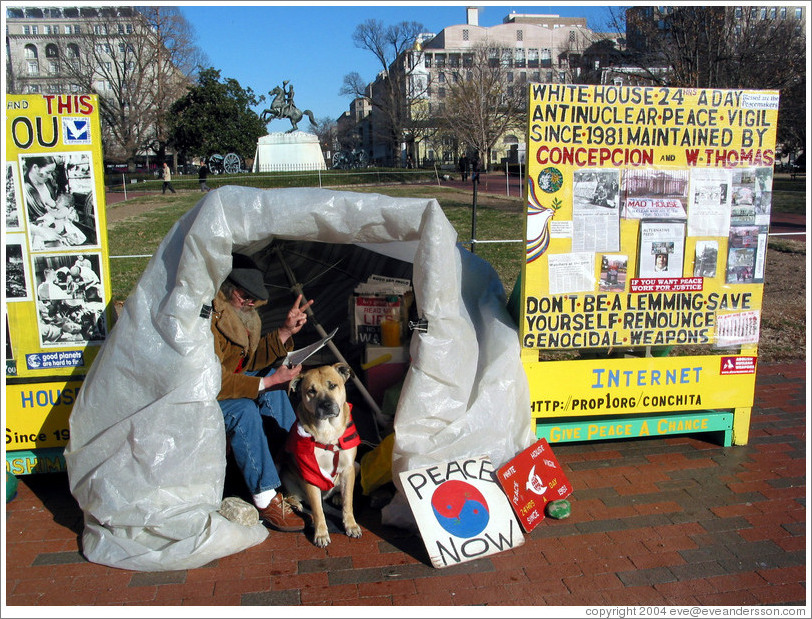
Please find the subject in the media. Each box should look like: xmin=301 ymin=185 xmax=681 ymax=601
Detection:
xmin=251 ymin=238 xmax=415 ymax=442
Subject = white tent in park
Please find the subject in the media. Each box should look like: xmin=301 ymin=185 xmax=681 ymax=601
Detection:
xmin=64 ymin=186 xmax=535 ymax=571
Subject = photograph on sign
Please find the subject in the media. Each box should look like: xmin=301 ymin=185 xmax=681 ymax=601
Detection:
xmin=638 ymin=221 xmax=686 ymax=278
xmin=599 ymin=254 xmax=627 ymax=292
xmin=20 ymin=151 xmax=100 ymax=251
xmin=6 ymin=237 xmax=33 ymax=302
xmin=725 ymin=226 xmax=767 ymax=284
xmin=5 ymin=161 xmax=24 ymax=232
xmin=573 ymin=168 xmax=620 ymax=210
xmin=33 ymin=253 xmax=107 ymax=346
xmin=753 ymin=168 xmax=773 ymax=224
xmin=692 ymin=240 xmax=719 ymax=278
xmin=621 ymin=169 xmax=689 ymax=220
xmin=730 ymin=168 xmax=773 ymax=227
xmin=399 ymin=456 xmax=525 ymax=569
xmin=730 ymin=169 xmax=757 ymax=226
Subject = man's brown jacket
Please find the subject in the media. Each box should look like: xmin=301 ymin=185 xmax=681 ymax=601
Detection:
xmin=210 ymin=290 xmax=293 ymax=400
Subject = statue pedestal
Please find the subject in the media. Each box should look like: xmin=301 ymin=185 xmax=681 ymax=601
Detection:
xmin=252 ymin=132 xmax=326 ymax=172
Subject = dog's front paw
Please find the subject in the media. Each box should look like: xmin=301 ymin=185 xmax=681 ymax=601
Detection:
xmin=313 ymin=528 xmax=331 ymax=548
xmin=343 ymin=514 xmax=362 ymax=538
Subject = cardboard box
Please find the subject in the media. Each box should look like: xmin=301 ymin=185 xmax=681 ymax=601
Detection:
xmin=363 ymin=344 xmax=408 ymax=405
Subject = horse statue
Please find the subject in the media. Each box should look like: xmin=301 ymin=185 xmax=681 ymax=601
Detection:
xmin=260 ymin=83 xmax=316 ymax=133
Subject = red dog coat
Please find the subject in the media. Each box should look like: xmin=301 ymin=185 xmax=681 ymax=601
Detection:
xmin=285 ymin=404 xmax=360 ymax=491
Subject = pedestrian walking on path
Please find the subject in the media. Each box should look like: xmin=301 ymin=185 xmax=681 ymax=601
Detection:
xmin=198 ymin=163 xmax=210 ymax=192
xmin=162 ymin=162 xmax=176 ymax=194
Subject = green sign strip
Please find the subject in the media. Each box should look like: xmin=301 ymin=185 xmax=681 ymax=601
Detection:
xmin=6 ymin=447 xmax=67 ymax=476
xmin=537 ymin=410 xmax=734 ymax=446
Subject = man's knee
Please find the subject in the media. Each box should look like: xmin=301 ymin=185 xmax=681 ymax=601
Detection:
xmin=221 ymin=398 xmax=263 ymax=431
xmin=258 ymin=391 xmax=296 ymax=429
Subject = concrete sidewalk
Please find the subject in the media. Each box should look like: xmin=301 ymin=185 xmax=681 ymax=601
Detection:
xmin=4 ymin=361 xmax=807 ymax=609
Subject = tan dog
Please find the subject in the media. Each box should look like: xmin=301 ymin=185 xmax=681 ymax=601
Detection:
xmin=283 ymin=363 xmax=362 ymax=547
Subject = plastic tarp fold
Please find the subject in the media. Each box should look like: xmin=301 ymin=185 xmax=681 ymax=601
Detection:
xmin=65 ymin=186 xmax=534 ymax=571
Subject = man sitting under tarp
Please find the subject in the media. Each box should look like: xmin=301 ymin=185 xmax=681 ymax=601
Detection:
xmin=212 ymin=253 xmax=312 ymax=531
xmin=64 ymin=186 xmax=534 ymax=572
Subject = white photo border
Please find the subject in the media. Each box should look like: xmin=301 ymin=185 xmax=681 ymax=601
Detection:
xmin=5 ymin=160 xmax=25 ymax=232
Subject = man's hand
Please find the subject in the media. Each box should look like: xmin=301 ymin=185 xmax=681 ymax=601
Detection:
xmin=261 ymin=364 xmax=302 ymax=390
xmin=277 ymin=294 xmax=314 ymax=343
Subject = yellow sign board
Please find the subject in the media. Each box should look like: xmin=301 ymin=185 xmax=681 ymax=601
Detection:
xmin=522 ymin=85 xmax=777 ymax=350
xmin=4 ymin=380 xmax=82 ymax=450
xmin=524 ymin=355 xmax=756 ymax=419
xmin=5 ymin=94 xmax=112 ymax=456
xmin=520 ymin=85 xmax=778 ymax=445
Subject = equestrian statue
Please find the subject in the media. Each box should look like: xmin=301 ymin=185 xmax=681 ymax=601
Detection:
xmin=260 ymin=80 xmax=316 ymax=133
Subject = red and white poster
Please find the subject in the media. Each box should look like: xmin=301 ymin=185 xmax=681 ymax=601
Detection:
xmin=497 ymin=438 xmax=573 ymax=532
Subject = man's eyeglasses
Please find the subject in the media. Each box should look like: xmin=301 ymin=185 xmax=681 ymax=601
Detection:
xmin=233 ymin=288 xmax=256 ymax=306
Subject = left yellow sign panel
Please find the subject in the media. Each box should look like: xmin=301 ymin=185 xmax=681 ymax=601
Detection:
xmin=6 ymin=94 xmax=113 ymax=457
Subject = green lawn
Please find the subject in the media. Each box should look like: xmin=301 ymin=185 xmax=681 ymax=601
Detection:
xmin=104 ymin=174 xmax=805 ymax=304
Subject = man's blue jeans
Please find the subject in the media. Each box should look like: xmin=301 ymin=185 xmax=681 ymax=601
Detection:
xmin=218 ymin=370 xmax=296 ymax=495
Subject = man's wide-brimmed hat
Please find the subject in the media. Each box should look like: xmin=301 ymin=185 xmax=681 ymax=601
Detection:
xmin=227 ymin=253 xmax=269 ymax=301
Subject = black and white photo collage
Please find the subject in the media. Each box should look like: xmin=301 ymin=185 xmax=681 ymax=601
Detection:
xmin=5 ymin=152 xmax=107 ymax=348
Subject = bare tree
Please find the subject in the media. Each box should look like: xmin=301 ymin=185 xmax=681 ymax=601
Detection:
xmin=437 ymin=44 xmax=528 ymax=171
xmin=340 ymin=19 xmax=427 ymax=166
xmin=720 ymin=9 xmax=806 ymax=157
xmin=139 ymin=6 xmax=205 ymax=166
xmin=610 ymin=6 xmax=805 ymax=155
xmin=336 ymin=114 xmax=365 ymax=153
xmin=311 ymin=116 xmax=338 ymax=155
xmin=57 ymin=6 xmax=203 ymax=169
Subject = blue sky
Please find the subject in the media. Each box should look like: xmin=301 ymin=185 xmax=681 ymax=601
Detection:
xmin=180 ymin=2 xmax=621 ymax=123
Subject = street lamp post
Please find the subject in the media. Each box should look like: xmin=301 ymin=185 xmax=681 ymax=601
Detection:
xmin=471 ymin=174 xmax=478 ymax=254
xmin=471 ymin=154 xmax=481 ymax=254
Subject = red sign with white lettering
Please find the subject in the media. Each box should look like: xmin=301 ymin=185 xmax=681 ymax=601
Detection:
xmin=719 ymin=356 xmax=757 ymax=375
xmin=496 ymin=438 xmax=572 ymax=532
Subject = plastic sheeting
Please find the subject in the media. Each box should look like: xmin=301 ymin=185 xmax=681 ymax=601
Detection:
xmin=64 ymin=186 xmax=535 ymax=571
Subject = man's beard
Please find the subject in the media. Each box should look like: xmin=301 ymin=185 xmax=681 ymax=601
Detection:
xmin=235 ymin=304 xmax=257 ymax=328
